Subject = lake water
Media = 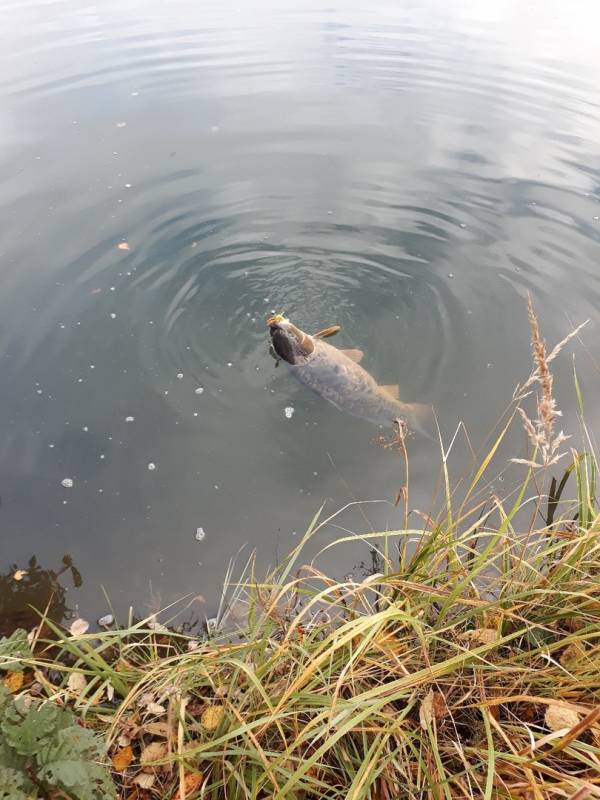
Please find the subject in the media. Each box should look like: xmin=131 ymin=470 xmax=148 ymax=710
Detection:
xmin=1 ymin=0 xmax=600 ymax=630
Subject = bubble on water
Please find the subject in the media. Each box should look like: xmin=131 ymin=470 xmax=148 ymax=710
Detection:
xmin=110 ymin=313 xmax=117 ymax=319
xmin=59 ymin=323 xmax=66 ymax=329
xmin=193 ymin=412 xmax=198 ymax=417
xmin=115 ymin=121 xmax=127 ymax=128
xmin=61 ymin=478 xmax=73 ymax=488
xmin=213 ymin=484 xmax=219 ymax=490
xmin=194 ymin=387 xmax=204 ymax=395
xmin=77 ymin=378 xmax=83 ymax=383
xmin=36 ymin=389 xmax=43 ymax=395
xmin=448 ymin=273 xmax=454 ymax=279
xmin=284 ymin=406 xmax=294 ymax=419
xmin=49 ymin=444 xmax=55 ymax=449
xmin=226 ymin=362 xmax=232 ymax=367
xmin=89 ymin=364 xmax=95 ymax=369
xmin=147 ymin=462 xmax=156 ymax=471
xmin=100 ymin=454 xmax=105 ymax=459
xmin=487 ymin=363 xmax=493 ymax=369
xmin=124 ymin=183 xmax=132 ymax=188
xmin=195 ymin=527 xmax=206 ymax=541
xmin=594 ymin=216 xmax=600 ymax=221
xmin=459 ymin=222 xmax=467 ymax=228
xmin=176 ymin=373 xmax=184 ymax=380
xmin=125 ymin=416 xmax=135 ymax=422
xmin=82 ymin=426 xmax=89 ymax=432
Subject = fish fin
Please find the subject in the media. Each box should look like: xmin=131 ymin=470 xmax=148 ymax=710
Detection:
xmin=379 ymin=384 xmax=400 ymax=400
xmin=341 ymin=349 xmax=364 ymax=363
xmin=314 ymin=324 xmax=341 ymax=339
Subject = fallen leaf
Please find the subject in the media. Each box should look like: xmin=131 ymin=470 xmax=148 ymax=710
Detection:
xmin=112 ymin=745 xmax=133 ymax=772
xmin=182 ymin=771 xmax=204 ymax=795
xmin=107 ymin=684 xmax=115 ymax=701
xmin=140 ymin=741 xmax=168 ymax=769
xmin=560 ymin=642 xmax=586 ymax=666
xmin=67 ymin=672 xmax=87 ymax=695
xmin=69 ymin=618 xmax=90 ymax=636
xmin=13 ymin=570 xmax=27 ymax=581
xmin=4 ymin=671 xmax=24 ymax=693
xmin=419 ymin=690 xmax=435 ymax=730
xmin=545 ymin=703 xmax=580 ymax=732
xmin=118 ymin=733 xmax=132 ymax=748
xmin=460 ymin=628 xmax=498 ymax=645
xmin=133 ymin=773 xmax=155 ymax=788
xmin=143 ymin=721 xmax=171 ymax=738
xmin=117 ymin=242 xmax=130 ymax=251
xmin=146 ymin=702 xmax=166 ymax=715
xmin=201 ymin=705 xmax=225 ymax=731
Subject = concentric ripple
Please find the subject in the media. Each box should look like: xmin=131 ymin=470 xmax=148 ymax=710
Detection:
xmin=1 ymin=0 xmax=600 ymax=620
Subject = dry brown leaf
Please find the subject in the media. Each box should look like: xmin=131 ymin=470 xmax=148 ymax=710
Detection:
xmin=545 ymin=703 xmax=580 ymax=732
xmin=67 ymin=672 xmax=87 ymax=695
xmin=13 ymin=570 xmax=27 ymax=581
xmin=69 ymin=618 xmax=90 ymax=636
xmin=419 ymin=689 xmax=435 ymax=730
xmin=140 ymin=741 xmax=168 ymax=769
xmin=4 ymin=671 xmax=24 ymax=694
xmin=133 ymin=773 xmax=155 ymax=788
xmin=560 ymin=641 xmax=586 ymax=666
xmin=201 ymin=705 xmax=225 ymax=731
xmin=145 ymin=701 xmax=166 ymax=715
xmin=143 ymin=721 xmax=171 ymax=738
xmin=112 ymin=745 xmax=133 ymax=772
xmin=460 ymin=628 xmax=498 ymax=646
xmin=182 ymin=771 xmax=204 ymax=796
xmin=117 ymin=242 xmax=130 ymax=251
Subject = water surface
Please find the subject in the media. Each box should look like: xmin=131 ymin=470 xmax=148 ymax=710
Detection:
xmin=1 ymin=0 xmax=600 ymax=626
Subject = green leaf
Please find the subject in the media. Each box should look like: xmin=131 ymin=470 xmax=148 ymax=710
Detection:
xmin=37 ymin=726 xmax=115 ymax=800
xmin=0 ymin=629 xmax=33 ymax=673
xmin=2 ymin=697 xmax=69 ymax=756
xmin=0 ymin=766 xmax=37 ymax=799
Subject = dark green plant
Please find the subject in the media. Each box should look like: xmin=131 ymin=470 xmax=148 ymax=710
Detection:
xmin=0 ymin=685 xmax=115 ymax=800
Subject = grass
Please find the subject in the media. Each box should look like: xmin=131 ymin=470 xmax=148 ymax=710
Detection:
xmin=2 ymin=300 xmax=600 ymax=799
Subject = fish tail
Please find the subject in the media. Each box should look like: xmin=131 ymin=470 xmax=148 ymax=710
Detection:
xmin=401 ymin=402 xmax=434 ymax=439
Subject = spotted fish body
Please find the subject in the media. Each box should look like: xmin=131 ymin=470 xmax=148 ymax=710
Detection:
xmin=268 ymin=317 xmax=430 ymax=433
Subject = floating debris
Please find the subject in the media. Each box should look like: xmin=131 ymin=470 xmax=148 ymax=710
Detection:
xmin=61 ymin=478 xmax=74 ymax=488
xmin=125 ymin=416 xmax=135 ymax=422
xmin=69 ymin=618 xmax=89 ymax=636
xmin=195 ymin=387 xmax=204 ymax=395
xmin=177 ymin=372 xmax=184 ymax=380
xmin=147 ymin=462 xmax=156 ymax=471
xmin=284 ymin=406 xmax=295 ymax=419
xmin=195 ymin=527 xmax=206 ymax=541
xmin=115 ymin=121 xmax=127 ymax=128
xmin=110 ymin=313 xmax=117 ymax=319
xmin=98 ymin=614 xmax=114 ymax=627
xmin=117 ymin=242 xmax=130 ymax=251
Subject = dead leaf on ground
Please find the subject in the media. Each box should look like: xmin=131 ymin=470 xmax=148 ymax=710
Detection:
xmin=419 ymin=689 xmax=447 ymax=730
xmin=112 ymin=745 xmax=133 ymax=772
xmin=143 ymin=721 xmax=171 ymax=738
xmin=133 ymin=773 xmax=155 ymax=788
xmin=560 ymin=641 xmax=586 ymax=666
xmin=4 ymin=671 xmax=24 ymax=693
xmin=69 ymin=618 xmax=90 ymax=636
xmin=67 ymin=672 xmax=87 ymax=696
xmin=201 ymin=705 xmax=225 ymax=731
xmin=182 ymin=771 xmax=204 ymax=795
xmin=13 ymin=570 xmax=27 ymax=581
xmin=140 ymin=741 xmax=168 ymax=769
xmin=459 ymin=628 xmax=498 ymax=646
xmin=545 ymin=703 xmax=580 ymax=732
xmin=117 ymin=242 xmax=130 ymax=251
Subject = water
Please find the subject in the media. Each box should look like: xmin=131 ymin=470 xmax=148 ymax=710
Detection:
xmin=1 ymin=0 xmax=600 ymax=629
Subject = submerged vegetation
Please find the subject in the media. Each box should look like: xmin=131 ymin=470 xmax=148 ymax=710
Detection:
xmin=1 ymin=300 xmax=599 ymax=799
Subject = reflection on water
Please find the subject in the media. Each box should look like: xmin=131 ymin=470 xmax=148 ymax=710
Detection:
xmin=1 ymin=0 xmax=599 ymax=624
xmin=0 ymin=555 xmax=80 ymax=635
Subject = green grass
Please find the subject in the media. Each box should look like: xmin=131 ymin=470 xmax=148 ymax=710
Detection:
xmin=2 ymin=303 xmax=600 ymax=799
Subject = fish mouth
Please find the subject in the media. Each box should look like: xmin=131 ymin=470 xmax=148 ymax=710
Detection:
xmin=266 ymin=314 xmax=288 ymax=334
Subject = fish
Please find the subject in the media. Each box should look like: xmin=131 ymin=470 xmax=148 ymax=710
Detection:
xmin=267 ymin=314 xmax=431 ymax=434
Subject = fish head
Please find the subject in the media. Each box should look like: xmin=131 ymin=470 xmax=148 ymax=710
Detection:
xmin=266 ymin=315 xmax=315 ymax=365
